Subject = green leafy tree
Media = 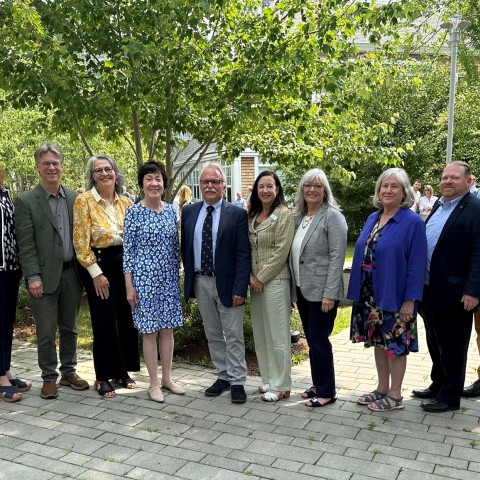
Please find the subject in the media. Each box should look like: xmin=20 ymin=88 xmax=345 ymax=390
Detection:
xmin=0 ymin=0 xmax=424 ymax=200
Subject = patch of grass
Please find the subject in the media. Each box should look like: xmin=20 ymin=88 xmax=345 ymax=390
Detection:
xmin=333 ymin=306 xmax=351 ymax=335
xmin=470 ymin=440 xmax=478 ymax=448
xmin=345 ymin=243 xmax=355 ymax=263
xmin=463 ymin=427 xmax=472 ymax=432
xmin=461 ymin=406 xmax=468 ymax=414
xmin=367 ymin=422 xmax=377 ymax=430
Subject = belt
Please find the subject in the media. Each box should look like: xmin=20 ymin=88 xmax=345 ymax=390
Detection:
xmin=361 ymin=263 xmax=373 ymax=270
xmin=63 ymin=260 xmax=75 ymax=270
xmin=195 ymin=270 xmax=215 ymax=277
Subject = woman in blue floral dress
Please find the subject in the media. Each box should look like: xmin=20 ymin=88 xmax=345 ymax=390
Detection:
xmin=347 ymin=168 xmax=427 ymax=412
xmin=124 ymin=161 xmax=184 ymax=403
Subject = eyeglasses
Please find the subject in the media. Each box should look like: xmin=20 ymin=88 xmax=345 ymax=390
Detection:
xmin=40 ymin=161 xmax=62 ymax=168
xmin=93 ymin=167 xmax=114 ymax=174
xmin=303 ymin=183 xmax=323 ymax=191
xmin=200 ymin=179 xmax=223 ymax=186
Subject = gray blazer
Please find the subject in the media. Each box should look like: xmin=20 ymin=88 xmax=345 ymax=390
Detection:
xmin=15 ymin=184 xmax=78 ymax=294
xmin=289 ymin=203 xmax=348 ymax=303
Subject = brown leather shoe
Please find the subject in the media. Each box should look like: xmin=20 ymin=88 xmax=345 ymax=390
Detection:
xmin=60 ymin=374 xmax=89 ymax=391
xmin=41 ymin=381 xmax=58 ymax=399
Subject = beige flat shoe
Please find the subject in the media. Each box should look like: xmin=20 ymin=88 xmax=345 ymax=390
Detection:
xmin=162 ymin=380 xmax=185 ymax=395
xmin=148 ymin=386 xmax=164 ymax=403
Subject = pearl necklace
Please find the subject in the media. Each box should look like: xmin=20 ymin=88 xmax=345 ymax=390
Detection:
xmin=301 ymin=215 xmax=314 ymax=229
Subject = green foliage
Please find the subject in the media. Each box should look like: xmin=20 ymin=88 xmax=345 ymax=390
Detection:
xmin=0 ymin=0 xmax=427 ymax=201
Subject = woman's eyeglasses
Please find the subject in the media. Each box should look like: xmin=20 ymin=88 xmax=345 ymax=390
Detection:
xmin=93 ymin=167 xmax=114 ymax=174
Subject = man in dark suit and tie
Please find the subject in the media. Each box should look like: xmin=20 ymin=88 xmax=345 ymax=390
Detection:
xmin=181 ymin=162 xmax=250 ymax=403
xmin=412 ymin=161 xmax=480 ymax=412
xmin=15 ymin=143 xmax=88 ymax=399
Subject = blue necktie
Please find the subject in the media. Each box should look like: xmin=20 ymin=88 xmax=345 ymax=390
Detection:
xmin=201 ymin=206 xmax=214 ymax=274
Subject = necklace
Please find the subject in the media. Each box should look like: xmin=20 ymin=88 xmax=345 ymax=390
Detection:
xmin=301 ymin=215 xmax=314 ymax=229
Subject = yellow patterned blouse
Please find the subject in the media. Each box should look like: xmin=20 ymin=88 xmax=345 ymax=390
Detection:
xmin=73 ymin=187 xmax=132 ymax=278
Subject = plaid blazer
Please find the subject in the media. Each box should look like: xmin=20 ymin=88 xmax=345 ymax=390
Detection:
xmin=248 ymin=205 xmax=294 ymax=284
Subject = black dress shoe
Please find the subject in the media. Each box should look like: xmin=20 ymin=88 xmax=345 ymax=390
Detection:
xmin=463 ymin=379 xmax=480 ymax=398
xmin=411 ymin=386 xmax=439 ymax=399
xmin=421 ymin=400 xmax=460 ymax=413
xmin=205 ymin=379 xmax=230 ymax=397
xmin=231 ymin=385 xmax=247 ymax=404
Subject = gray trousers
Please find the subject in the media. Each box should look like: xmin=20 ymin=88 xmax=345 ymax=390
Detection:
xmin=194 ymin=275 xmax=247 ymax=385
xmin=29 ymin=267 xmax=83 ymax=381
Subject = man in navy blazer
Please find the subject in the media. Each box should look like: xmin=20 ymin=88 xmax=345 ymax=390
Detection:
xmin=181 ymin=162 xmax=250 ymax=403
xmin=412 ymin=161 xmax=480 ymax=412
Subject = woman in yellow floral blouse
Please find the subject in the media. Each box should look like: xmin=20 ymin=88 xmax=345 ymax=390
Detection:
xmin=73 ymin=155 xmax=139 ymax=398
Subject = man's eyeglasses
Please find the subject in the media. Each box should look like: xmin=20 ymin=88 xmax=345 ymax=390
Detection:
xmin=303 ymin=183 xmax=323 ymax=191
xmin=40 ymin=161 xmax=62 ymax=168
xmin=93 ymin=167 xmax=114 ymax=174
xmin=200 ymin=179 xmax=223 ymax=186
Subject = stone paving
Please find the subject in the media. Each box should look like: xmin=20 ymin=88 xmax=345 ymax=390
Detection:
xmin=1 ymin=321 xmax=480 ymax=480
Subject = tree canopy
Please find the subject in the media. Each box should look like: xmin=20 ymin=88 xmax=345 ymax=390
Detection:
xmin=0 ymin=0 xmax=427 ymax=199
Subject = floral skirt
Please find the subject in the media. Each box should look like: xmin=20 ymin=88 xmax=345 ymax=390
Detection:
xmin=350 ymin=269 xmax=418 ymax=356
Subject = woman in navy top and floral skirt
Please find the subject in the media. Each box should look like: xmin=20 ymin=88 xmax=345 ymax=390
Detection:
xmin=348 ymin=168 xmax=427 ymax=411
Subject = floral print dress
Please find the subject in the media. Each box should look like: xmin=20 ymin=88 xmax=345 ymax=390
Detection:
xmin=350 ymin=223 xmax=418 ymax=356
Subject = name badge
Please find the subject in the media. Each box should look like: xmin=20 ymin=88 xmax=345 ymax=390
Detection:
xmin=270 ymin=214 xmax=278 ymax=221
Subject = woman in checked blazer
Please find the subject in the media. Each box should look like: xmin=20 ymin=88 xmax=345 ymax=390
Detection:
xmin=248 ymin=171 xmax=295 ymax=403
xmin=289 ymin=168 xmax=348 ymax=408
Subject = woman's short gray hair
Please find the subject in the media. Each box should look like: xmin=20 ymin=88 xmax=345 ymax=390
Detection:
xmin=86 ymin=155 xmax=125 ymax=195
xmin=294 ymin=168 xmax=341 ymax=216
xmin=373 ymin=168 xmax=415 ymax=209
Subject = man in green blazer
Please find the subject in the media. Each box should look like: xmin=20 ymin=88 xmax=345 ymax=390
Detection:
xmin=15 ymin=143 xmax=88 ymax=399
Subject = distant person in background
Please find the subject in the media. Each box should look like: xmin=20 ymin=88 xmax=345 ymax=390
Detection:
xmin=418 ymin=185 xmax=438 ymax=221
xmin=233 ymin=192 xmax=247 ymax=209
xmin=1 ymin=166 xmax=29 ymax=403
xmin=290 ymin=169 xmax=347 ymax=408
xmin=73 ymin=155 xmax=140 ymax=398
xmin=410 ymin=179 xmax=422 ymax=213
xmin=469 ymin=175 xmax=477 ymax=194
xmin=15 ymin=143 xmax=87 ymax=400
xmin=246 ymin=186 xmax=253 ymax=209
xmin=124 ymin=162 xmax=184 ymax=403
xmin=349 ymin=168 xmax=427 ymax=412
xmin=172 ymin=185 xmax=193 ymax=223
xmin=128 ymin=188 xmax=136 ymax=202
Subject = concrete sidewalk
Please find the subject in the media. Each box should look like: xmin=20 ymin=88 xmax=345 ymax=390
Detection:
xmin=1 ymin=322 xmax=480 ymax=480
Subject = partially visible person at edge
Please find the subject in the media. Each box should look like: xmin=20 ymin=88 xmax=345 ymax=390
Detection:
xmin=410 ymin=178 xmax=422 ymax=213
xmin=412 ymin=161 xmax=480 ymax=412
xmin=348 ymin=168 xmax=427 ymax=412
xmin=248 ymin=170 xmax=294 ymax=403
xmin=289 ymin=169 xmax=347 ymax=408
xmin=73 ymin=155 xmax=140 ymax=398
xmin=0 ymin=166 xmax=30 ymax=403
xmin=181 ymin=162 xmax=250 ymax=404
xmin=418 ymin=185 xmax=438 ymax=222
xmin=124 ymin=161 xmax=184 ymax=403
xmin=15 ymin=143 xmax=88 ymax=400
xmin=172 ymin=184 xmax=193 ymax=223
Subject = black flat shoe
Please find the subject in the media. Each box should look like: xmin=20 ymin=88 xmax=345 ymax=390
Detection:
xmin=411 ymin=386 xmax=439 ymax=399
xmin=205 ymin=379 xmax=230 ymax=396
xmin=305 ymin=397 xmax=337 ymax=408
xmin=463 ymin=379 xmax=480 ymax=398
xmin=421 ymin=400 xmax=459 ymax=412
xmin=231 ymin=385 xmax=247 ymax=404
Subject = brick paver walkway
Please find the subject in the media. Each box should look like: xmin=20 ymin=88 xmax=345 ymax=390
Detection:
xmin=1 ymin=321 xmax=479 ymax=479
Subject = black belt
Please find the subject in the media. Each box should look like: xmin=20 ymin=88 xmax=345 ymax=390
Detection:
xmin=195 ymin=270 xmax=215 ymax=277
xmin=63 ymin=260 xmax=75 ymax=270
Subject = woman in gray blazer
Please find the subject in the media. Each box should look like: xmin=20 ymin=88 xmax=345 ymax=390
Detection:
xmin=290 ymin=169 xmax=347 ymax=408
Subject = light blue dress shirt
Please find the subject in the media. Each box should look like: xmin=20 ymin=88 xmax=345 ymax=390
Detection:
xmin=425 ymin=193 xmax=467 ymax=283
xmin=194 ymin=199 xmax=223 ymax=271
